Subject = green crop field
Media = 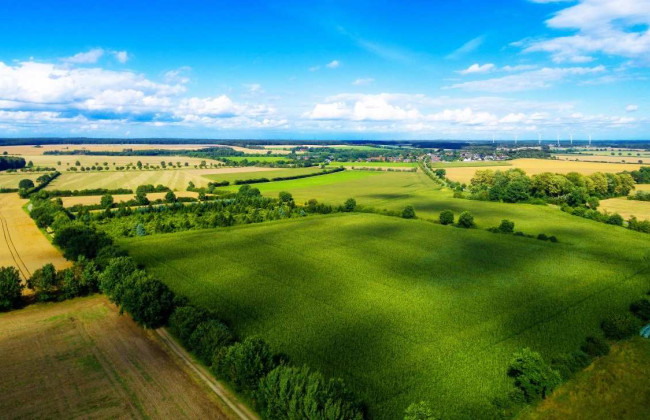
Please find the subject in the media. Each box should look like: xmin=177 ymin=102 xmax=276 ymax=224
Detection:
xmin=328 ymin=160 xmax=418 ymax=167
xmin=124 ymin=211 xmax=650 ymax=419
xmin=204 ymin=166 xmax=325 ymax=183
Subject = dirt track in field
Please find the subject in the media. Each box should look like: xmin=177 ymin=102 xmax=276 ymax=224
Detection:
xmin=0 ymin=296 xmax=231 ymax=419
xmin=0 ymin=193 xmax=69 ymax=278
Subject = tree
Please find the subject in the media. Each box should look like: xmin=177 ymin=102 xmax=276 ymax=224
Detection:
xmin=0 ymin=266 xmax=23 ymax=311
xmin=605 ymin=213 xmax=624 ymax=226
xmin=404 ymin=401 xmax=437 ymax=420
xmin=18 ymin=179 xmax=34 ymax=189
xmin=28 ymin=263 xmax=58 ymax=302
xmin=343 ymin=198 xmax=357 ymax=212
xmin=439 ymin=210 xmax=454 ymax=225
xmin=630 ymin=298 xmax=650 ymax=321
xmin=169 ymin=305 xmax=214 ymax=345
xmin=188 ymin=319 xmax=234 ymax=363
xmin=165 ymin=190 xmax=177 ymax=203
xmin=100 ymin=194 xmax=114 ymax=209
xmin=457 ymin=211 xmax=474 ymax=228
xmin=601 ymin=313 xmax=641 ymax=339
xmin=434 ymin=168 xmax=446 ymax=178
xmin=257 ymin=365 xmax=363 ymax=420
xmin=278 ymin=191 xmax=293 ymax=204
xmin=402 ymin=205 xmax=416 ymax=219
xmin=214 ymin=337 xmax=276 ymax=391
xmin=53 ymin=225 xmax=113 ymax=260
xmin=508 ymin=348 xmax=561 ymax=403
xmin=135 ymin=191 xmax=149 ymax=205
xmin=498 ymin=219 xmax=515 ymax=234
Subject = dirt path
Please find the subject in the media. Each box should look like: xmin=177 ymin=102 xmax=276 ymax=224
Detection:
xmin=155 ymin=328 xmax=260 ymax=420
xmin=0 ymin=193 xmax=69 ymax=278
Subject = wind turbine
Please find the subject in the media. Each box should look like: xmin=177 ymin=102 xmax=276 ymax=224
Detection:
xmin=514 ymin=134 xmax=518 ymax=146
xmin=570 ymin=134 xmax=573 ymax=146
xmin=492 ymin=134 xmax=495 ymax=145
xmin=556 ymin=134 xmax=560 ymax=147
xmin=588 ymin=134 xmax=592 ymax=147
xmin=538 ymin=133 xmax=542 ymax=146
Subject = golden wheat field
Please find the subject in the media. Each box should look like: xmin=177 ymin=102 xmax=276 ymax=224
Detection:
xmin=60 ymin=191 xmax=200 ymax=207
xmin=445 ymin=159 xmax=645 ymax=184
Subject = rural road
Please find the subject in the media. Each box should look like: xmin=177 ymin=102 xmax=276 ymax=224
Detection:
xmin=154 ymin=328 xmax=259 ymax=420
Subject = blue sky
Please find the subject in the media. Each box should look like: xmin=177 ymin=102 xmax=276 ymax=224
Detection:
xmin=0 ymin=0 xmax=649 ymax=139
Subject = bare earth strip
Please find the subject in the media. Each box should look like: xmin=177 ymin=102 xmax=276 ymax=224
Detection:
xmin=0 ymin=296 xmax=230 ymax=419
xmin=0 ymin=193 xmax=69 ymax=278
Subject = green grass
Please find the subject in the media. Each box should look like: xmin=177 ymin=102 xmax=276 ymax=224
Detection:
xmin=124 ymin=211 xmax=650 ymax=419
xmin=217 ymin=170 xmax=382 ymax=194
xmin=329 ymin=160 xmax=418 ymax=167
xmin=204 ymin=166 xmax=325 ymax=184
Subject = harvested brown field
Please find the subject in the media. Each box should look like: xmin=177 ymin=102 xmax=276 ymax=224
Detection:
xmin=445 ymin=159 xmax=645 ymax=184
xmin=0 ymin=295 xmax=229 ymax=419
xmin=599 ymin=197 xmax=650 ymax=221
xmin=18 ymin=154 xmax=213 ymax=169
xmin=0 ymin=173 xmax=40 ymax=189
xmin=0 ymin=193 xmax=68 ymax=279
xmin=60 ymin=191 xmax=200 ymax=207
xmin=45 ymin=167 xmax=275 ymax=191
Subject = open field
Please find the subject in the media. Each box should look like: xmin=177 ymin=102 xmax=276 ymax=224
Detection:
xmin=445 ymin=159 xmax=645 ymax=184
xmin=0 ymin=173 xmax=40 ymax=189
xmin=599 ymin=197 xmax=650 ymax=221
xmin=329 ymin=161 xmax=418 ymax=167
xmin=124 ymin=212 xmax=650 ymax=419
xmin=217 ymin=170 xmax=383 ymax=194
xmin=555 ymin=154 xmax=648 ymax=164
xmin=204 ymin=166 xmax=326 ymax=184
xmin=519 ymin=338 xmax=650 ymax=420
xmin=18 ymin=154 xmax=213 ymax=169
xmin=430 ymin=160 xmax=512 ymax=168
xmin=0 ymin=143 xmax=221 ymax=156
xmin=44 ymin=167 xmax=275 ymax=191
xmin=0 ymin=193 xmax=68 ymax=279
xmin=225 ymin=156 xmax=289 ymax=163
xmin=0 ymin=295 xmax=228 ymax=419
xmin=60 ymin=191 xmax=200 ymax=207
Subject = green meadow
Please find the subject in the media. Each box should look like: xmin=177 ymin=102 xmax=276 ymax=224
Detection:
xmin=124 ymin=209 xmax=650 ymax=419
xmin=328 ymin=160 xmax=418 ymax=167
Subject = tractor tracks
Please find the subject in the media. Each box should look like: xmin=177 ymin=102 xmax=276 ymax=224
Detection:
xmin=0 ymin=205 xmax=32 ymax=280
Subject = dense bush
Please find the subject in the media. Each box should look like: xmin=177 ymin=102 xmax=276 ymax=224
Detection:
xmin=53 ymin=225 xmax=113 ymax=260
xmin=605 ymin=213 xmax=624 ymax=226
xmin=402 ymin=205 xmax=416 ymax=219
xmin=257 ymin=365 xmax=363 ymax=420
xmin=580 ymin=336 xmax=610 ymax=358
xmin=457 ymin=211 xmax=474 ymax=228
xmin=188 ymin=319 xmax=234 ymax=364
xmin=168 ymin=305 xmax=214 ymax=345
xmin=27 ymin=263 xmax=58 ymax=302
xmin=59 ymin=257 xmax=100 ymax=299
xmin=498 ymin=219 xmax=515 ymax=234
xmin=404 ymin=401 xmax=437 ymax=420
xmin=551 ymin=350 xmax=591 ymax=380
xmin=630 ymin=298 xmax=650 ymax=321
xmin=439 ymin=210 xmax=454 ymax=225
xmin=601 ymin=313 xmax=641 ymax=340
xmin=0 ymin=266 xmax=23 ymax=311
xmin=213 ymin=337 xmax=276 ymax=392
xmin=507 ymin=348 xmax=561 ymax=403
xmin=18 ymin=179 xmax=34 ymax=189
xmin=344 ymin=198 xmax=357 ymax=212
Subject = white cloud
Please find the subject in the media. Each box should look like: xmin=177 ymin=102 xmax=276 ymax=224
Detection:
xmin=352 ymin=78 xmax=374 ymax=85
xmin=62 ymin=48 xmax=105 ymax=64
xmin=244 ymin=83 xmax=263 ymax=93
xmin=459 ymin=63 xmax=495 ymax=75
xmin=326 ymin=60 xmax=340 ymax=69
xmin=626 ymin=104 xmax=639 ymax=112
xmin=523 ymin=0 xmax=650 ymax=63
xmin=447 ymin=65 xmax=606 ymax=92
xmin=113 ymin=51 xmax=129 ymax=63
xmin=0 ymin=59 xmax=278 ymax=130
xmin=446 ymin=35 xmax=485 ymax=59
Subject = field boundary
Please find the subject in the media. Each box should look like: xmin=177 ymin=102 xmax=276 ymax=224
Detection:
xmin=154 ymin=327 xmax=259 ymax=420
